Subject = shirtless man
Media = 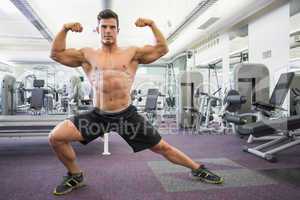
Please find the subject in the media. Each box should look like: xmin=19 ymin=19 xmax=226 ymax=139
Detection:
xmin=49 ymin=9 xmax=223 ymax=195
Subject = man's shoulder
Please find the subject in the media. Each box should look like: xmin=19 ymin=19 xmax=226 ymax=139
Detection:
xmin=120 ymin=46 xmax=139 ymax=52
xmin=79 ymin=47 xmax=95 ymax=53
xmin=117 ymin=46 xmax=139 ymax=62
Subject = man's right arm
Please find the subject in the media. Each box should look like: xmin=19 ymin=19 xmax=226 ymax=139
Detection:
xmin=50 ymin=23 xmax=86 ymax=67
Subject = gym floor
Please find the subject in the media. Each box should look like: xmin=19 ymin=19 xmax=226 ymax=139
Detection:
xmin=0 ymin=131 xmax=299 ymax=200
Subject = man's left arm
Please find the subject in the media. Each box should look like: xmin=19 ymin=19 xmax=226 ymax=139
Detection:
xmin=133 ymin=18 xmax=169 ymax=64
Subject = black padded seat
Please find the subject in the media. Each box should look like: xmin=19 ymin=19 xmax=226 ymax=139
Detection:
xmin=238 ymin=115 xmax=300 ymax=137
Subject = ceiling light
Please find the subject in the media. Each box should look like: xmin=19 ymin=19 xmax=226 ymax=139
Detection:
xmin=198 ymin=17 xmax=220 ymax=30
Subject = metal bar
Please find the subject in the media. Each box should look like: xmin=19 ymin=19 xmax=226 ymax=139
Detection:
xmin=10 ymin=0 xmax=53 ymax=42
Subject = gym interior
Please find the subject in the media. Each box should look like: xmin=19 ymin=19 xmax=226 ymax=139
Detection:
xmin=0 ymin=0 xmax=300 ymax=199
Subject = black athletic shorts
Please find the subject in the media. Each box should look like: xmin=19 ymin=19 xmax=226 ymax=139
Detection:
xmin=68 ymin=105 xmax=161 ymax=152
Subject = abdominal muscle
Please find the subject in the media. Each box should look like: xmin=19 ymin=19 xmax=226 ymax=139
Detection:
xmin=89 ymin=68 xmax=134 ymax=112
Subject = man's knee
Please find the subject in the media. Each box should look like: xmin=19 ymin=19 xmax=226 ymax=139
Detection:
xmin=49 ymin=119 xmax=84 ymax=146
xmin=48 ymin=127 xmax=63 ymax=147
xmin=150 ymin=140 xmax=173 ymax=155
xmin=48 ymin=120 xmax=72 ymax=146
xmin=48 ymin=132 xmax=60 ymax=147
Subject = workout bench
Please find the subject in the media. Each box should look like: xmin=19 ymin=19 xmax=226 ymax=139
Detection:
xmin=240 ymin=115 xmax=300 ymax=162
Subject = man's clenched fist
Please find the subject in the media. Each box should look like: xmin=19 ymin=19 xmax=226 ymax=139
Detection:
xmin=63 ymin=22 xmax=83 ymax=32
xmin=135 ymin=18 xmax=154 ymax=27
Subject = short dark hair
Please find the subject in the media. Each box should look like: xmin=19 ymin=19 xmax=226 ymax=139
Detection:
xmin=97 ymin=9 xmax=119 ymax=28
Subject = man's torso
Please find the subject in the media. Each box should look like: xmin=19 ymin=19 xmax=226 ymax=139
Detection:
xmin=81 ymin=47 xmax=138 ymax=112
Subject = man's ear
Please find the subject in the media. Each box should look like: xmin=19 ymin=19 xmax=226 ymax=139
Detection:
xmin=96 ymin=26 xmax=99 ymax=33
xmin=117 ymin=28 xmax=120 ymax=33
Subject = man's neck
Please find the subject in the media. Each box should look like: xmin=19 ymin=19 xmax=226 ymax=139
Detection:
xmin=102 ymin=44 xmax=118 ymax=53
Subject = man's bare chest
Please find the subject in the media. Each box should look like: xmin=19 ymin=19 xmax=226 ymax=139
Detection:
xmin=90 ymin=53 xmax=135 ymax=69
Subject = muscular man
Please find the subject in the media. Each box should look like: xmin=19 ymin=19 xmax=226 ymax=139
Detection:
xmin=49 ymin=9 xmax=223 ymax=195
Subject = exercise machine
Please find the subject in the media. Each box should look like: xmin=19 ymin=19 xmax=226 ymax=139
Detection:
xmin=185 ymin=88 xmax=223 ymax=133
xmin=0 ymin=75 xmax=17 ymax=115
xmin=177 ymin=71 xmax=203 ymax=129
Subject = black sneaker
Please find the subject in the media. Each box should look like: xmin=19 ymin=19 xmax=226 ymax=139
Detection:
xmin=190 ymin=166 xmax=224 ymax=184
xmin=53 ymin=172 xmax=85 ymax=195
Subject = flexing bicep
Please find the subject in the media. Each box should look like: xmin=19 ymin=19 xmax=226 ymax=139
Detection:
xmin=50 ymin=48 xmax=85 ymax=67
xmin=134 ymin=45 xmax=168 ymax=64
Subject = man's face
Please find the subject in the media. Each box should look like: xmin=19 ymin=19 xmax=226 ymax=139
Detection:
xmin=98 ymin=18 xmax=119 ymax=45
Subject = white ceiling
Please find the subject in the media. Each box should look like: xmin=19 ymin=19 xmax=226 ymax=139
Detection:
xmin=0 ymin=0 xmax=294 ymax=68
xmin=28 ymin=0 xmax=201 ymax=48
xmin=0 ymin=0 xmax=201 ymax=65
